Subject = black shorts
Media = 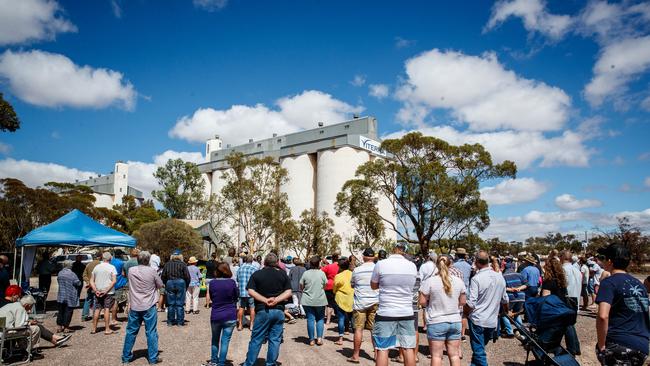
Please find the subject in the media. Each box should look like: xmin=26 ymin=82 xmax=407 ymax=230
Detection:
xmin=581 ymin=284 xmax=588 ymax=297
xmin=94 ymin=294 xmax=114 ymax=310
xmin=325 ymin=290 xmax=336 ymax=308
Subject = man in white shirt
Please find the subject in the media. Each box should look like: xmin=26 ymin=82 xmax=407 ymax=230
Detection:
xmin=349 ymin=248 xmax=380 ymax=364
xmin=0 ymin=294 xmax=70 ymax=349
xmin=370 ymin=243 xmax=417 ymax=366
xmin=90 ymin=251 xmax=117 ymax=335
xmin=464 ymin=251 xmax=508 ymax=366
xmin=562 ymin=251 xmax=582 ymax=356
xmin=579 ymin=257 xmax=590 ymax=310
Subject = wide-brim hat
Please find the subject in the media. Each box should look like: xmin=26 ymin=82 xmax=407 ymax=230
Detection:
xmin=455 ymin=248 xmax=467 ymax=255
xmin=522 ymin=255 xmax=537 ymax=264
xmin=188 ymin=256 xmax=198 ymax=264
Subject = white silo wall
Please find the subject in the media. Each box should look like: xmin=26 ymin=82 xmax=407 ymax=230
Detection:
xmin=316 ymin=147 xmax=370 ymax=255
xmin=280 ymin=154 xmax=316 ymax=220
xmin=211 ymin=169 xmax=227 ymax=197
xmin=378 ymin=194 xmax=397 ymax=242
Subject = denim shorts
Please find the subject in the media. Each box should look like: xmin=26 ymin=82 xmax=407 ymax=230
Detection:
xmin=239 ymin=297 xmax=254 ymax=309
xmin=426 ymin=321 xmax=462 ymax=341
xmin=372 ymin=318 xmax=416 ymax=350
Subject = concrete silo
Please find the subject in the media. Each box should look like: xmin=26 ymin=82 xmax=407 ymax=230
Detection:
xmin=280 ymin=154 xmax=316 ymax=220
xmin=316 ymin=147 xmax=370 ymax=246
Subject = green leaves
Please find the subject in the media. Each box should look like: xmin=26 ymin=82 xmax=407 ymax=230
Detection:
xmin=152 ymin=158 xmax=206 ymax=219
xmin=0 ymin=93 xmax=20 ymax=133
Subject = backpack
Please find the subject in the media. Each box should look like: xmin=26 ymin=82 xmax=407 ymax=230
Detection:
xmin=525 ymin=295 xmax=577 ymax=330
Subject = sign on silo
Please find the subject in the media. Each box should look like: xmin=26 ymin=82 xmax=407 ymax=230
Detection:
xmin=359 ymin=136 xmax=386 ymax=156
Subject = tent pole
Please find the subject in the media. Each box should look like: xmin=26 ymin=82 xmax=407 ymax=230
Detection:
xmin=12 ymin=246 xmax=17 ymax=280
xmin=19 ymin=247 xmax=24 ymax=285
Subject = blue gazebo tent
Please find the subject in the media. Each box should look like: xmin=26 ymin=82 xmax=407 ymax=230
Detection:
xmin=15 ymin=209 xmax=136 ymax=283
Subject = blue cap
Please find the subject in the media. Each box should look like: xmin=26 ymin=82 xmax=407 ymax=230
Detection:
xmin=287 ymin=256 xmax=293 ymax=260
xmin=172 ymin=249 xmax=181 ymax=255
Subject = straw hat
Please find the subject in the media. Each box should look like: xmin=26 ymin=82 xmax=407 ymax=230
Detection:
xmin=522 ymin=255 xmax=537 ymax=265
xmin=188 ymin=256 xmax=198 ymax=264
xmin=455 ymin=248 xmax=467 ymax=255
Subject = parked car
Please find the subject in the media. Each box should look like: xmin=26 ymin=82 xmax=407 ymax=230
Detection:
xmin=53 ymin=253 xmax=93 ymax=273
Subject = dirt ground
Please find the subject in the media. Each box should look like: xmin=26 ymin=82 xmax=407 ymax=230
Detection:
xmin=24 ymin=284 xmax=602 ymax=366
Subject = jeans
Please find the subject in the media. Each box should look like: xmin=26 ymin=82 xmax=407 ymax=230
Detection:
xmin=335 ymin=305 xmax=351 ymax=336
xmin=211 ymin=320 xmax=236 ymax=365
xmin=56 ymin=302 xmax=74 ymax=327
xmin=292 ymin=293 xmax=304 ymax=316
xmin=165 ymin=279 xmax=186 ymax=325
xmin=564 ymin=297 xmax=581 ymax=355
xmin=122 ymin=305 xmax=159 ymax=364
xmin=82 ymin=289 xmax=95 ymax=318
xmin=303 ymin=305 xmax=325 ymax=341
xmin=469 ymin=320 xmax=496 ymax=366
xmin=525 ymin=286 xmax=539 ymax=299
xmin=243 ymin=308 xmax=285 ymax=366
xmin=501 ymin=314 xmax=522 ymax=336
xmin=185 ymin=285 xmax=200 ymax=312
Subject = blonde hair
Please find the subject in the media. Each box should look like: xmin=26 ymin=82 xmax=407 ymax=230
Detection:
xmin=436 ymin=256 xmax=453 ymax=296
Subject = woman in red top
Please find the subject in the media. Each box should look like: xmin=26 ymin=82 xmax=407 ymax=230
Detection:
xmin=321 ymin=252 xmax=339 ymax=325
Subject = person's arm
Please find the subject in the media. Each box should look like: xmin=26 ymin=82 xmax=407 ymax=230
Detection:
xmin=90 ymin=271 xmax=98 ymax=293
xmin=459 ymin=292 xmax=467 ymax=308
xmin=248 ymin=288 xmax=271 ymax=305
xmin=418 ymin=291 xmax=428 ymax=307
xmin=596 ymin=302 xmax=610 ymax=351
xmin=370 ymin=264 xmax=380 ymax=290
xmin=154 ymin=270 xmax=163 ymax=289
xmin=205 ymin=283 xmax=211 ymax=306
xmin=464 ymin=276 xmax=480 ymax=314
xmin=541 ymin=289 xmax=551 ymax=296
xmin=106 ymin=273 xmax=116 ymax=293
xmin=183 ymin=266 xmax=191 ymax=287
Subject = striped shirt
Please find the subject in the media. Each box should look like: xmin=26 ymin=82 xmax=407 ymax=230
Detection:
xmin=370 ymin=254 xmax=417 ymax=318
xmin=351 ymin=261 xmax=379 ymax=311
xmin=161 ymin=260 xmax=190 ymax=286
xmin=236 ymin=263 xmax=257 ymax=298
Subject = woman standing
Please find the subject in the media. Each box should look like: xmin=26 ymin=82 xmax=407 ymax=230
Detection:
xmin=419 ymin=256 xmax=467 ymax=366
xmin=186 ymin=256 xmax=203 ymax=315
xmin=204 ymin=262 xmax=238 ymax=366
xmin=299 ymin=256 xmax=328 ymax=346
xmin=333 ymin=258 xmax=353 ymax=345
xmin=57 ymin=260 xmax=82 ymax=333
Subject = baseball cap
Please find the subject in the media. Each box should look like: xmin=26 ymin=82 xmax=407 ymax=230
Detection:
xmin=362 ymin=248 xmax=375 ymax=257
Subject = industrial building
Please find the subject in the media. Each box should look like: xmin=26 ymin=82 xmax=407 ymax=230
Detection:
xmin=74 ymin=161 xmax=144 ymax=209
xmin=197 ymin=116 xmax=396 ymax=254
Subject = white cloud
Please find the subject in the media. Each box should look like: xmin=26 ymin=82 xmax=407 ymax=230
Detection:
xmin=0 ymin=150 xmax=205 ymax=200
xmin=384 ymin=125 xmax=591 ymax=169
xmin=396 ymin=49 xmax=571 ymax=131
xmin=482 ymin=208 xmax=650 ymax=240
xmin=485 ymin=0 xmax=573 ymax=39
xmin=369 ymin=84 xmax=389 ymax=99
xmin=111 ymin=0 xmax=122 ymax=18
xmin=480 ymin=178 xmax=547 ymax=205
xmin=554 ymin=193 xmax=602 ymax=210
xmin=577 ymin=1 xmax=650 ymax=44
xmin=0 ymin=0 xmax=76 ymax=45
xmin=395 ymin=36 xmax=416 ymax=49
xmin=642 ymin=95 xmax=650 ymax=111
xmin=0 ymin=142 xmax=10 ymax=155
xmin=0 ymin=50 xmax=136 ymax=110
xmin=193 ymin=0 xmax=227 ymax=12
xmin=350 ymin=75 xmax=366 ymax=87
xmin=584 ymin=36 xmax=650 ymax=106
xmin=169 ymin=90 xmax=363 ymax=145
xmin=645 ymin=177 xmax=650 ymax=188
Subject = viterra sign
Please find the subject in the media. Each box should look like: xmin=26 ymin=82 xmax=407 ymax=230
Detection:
xmin=359 ymin=136 xmax=387 ymax=156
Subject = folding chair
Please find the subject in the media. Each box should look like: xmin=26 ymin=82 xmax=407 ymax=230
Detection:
xmin=505 ymin=314 xmax=579 ymax=366
xmin=0 ymin=317 xmax=32 ymax=365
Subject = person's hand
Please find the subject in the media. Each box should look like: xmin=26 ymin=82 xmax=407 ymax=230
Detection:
xmin=95 ymin=291 xmax=104 ymax=297
xmin=512 ymin=288 xmax=519 ymax=292
xmin=265 ymin=297 xmax=275 ymax=306
xmin=29 ymin=320 xmax=37 ymax=325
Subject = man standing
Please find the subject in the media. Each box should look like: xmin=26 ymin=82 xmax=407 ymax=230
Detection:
xmin=348 ymin=248 xmax=379 ymax=363
xmin=562 ymin=250 xmax=582 ymax=356
xmin=0 ymin=255 xmax=10 ymax=301
xmin=242 ymin=253 xmax=292 ymax=366
xmin=82 ymin=252 xmax=102 ymax=321
xmin=288 ymin=257 xmax=306 ymax=317
xmin=520 ymin=255 xmax=541 ymax=299
xmin=579 ymin=257 xmax=590 ymax=310
xmin=418 ymin=251 xmax=438 ymax=282
xmin=596 ymin=244 xmax=649 ymax=366
xmin=236 ymin=255 xmax=258 ymax=331
xmin=90 ymin=252 xmax=118 ymax=335
xmin=465 ymin=251 xmax=509 ymax=366
xmin=453 ymin=248 xmax=471 ymax=289
xmin=122 ymin=251 xmax=163 ymax=365
xmin=161 ymin=251 xmax=190 ymax=326
xmin=72 ymin=255 xmax=86 ymax=298
xmin=321 ymin=251 xmax=340 ymax=325
xmin=501 ymin=258 xmax=526 ymax=338
xmin=370 ymin=243 xmax=417 ymax=366
xmin=111 ymin=250 xmax=128 ymax=324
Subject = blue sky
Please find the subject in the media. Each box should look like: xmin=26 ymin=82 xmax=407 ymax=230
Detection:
xmin=0 ymin=0 xmax=649 ymax=240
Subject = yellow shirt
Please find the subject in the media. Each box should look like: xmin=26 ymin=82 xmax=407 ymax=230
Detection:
xmin=333 ymin=270 xmax=354 ymax=313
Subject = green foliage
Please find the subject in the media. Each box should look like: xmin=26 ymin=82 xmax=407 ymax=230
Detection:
xmin=133 ymin=219 xmax=204 ymax=260
xmin=111 ymin=195 xmax=167 ymax=234
xmin=152 ymin=158 xmax=206 ymax=219
xmin=335 ymin=178 xmax=386 ymax=253
xmin=0 ymin=93 xmax=20 ymax=132
xmin=285 ymin=209 xmax=341 ymax=260
xmin=218 ymin=153 xmax=292 ymax=253
xmin=345 ymin=131 xmax=516 ymax=254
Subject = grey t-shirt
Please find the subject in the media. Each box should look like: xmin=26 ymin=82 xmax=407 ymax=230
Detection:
xmin=299 ymin=269 xmax=327 ymax=307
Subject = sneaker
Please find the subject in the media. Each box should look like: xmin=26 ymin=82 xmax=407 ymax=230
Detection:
xmin=201 ymin=362 xmax=218 ymax=366
xmin=148 ymin=358 xmax=162 ymax=364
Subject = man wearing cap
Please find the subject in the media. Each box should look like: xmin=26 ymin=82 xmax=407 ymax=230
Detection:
xmin=595 ymin=244 xmax=650 ymax=366
xmin=370 ymin=243 xmax=418 ymax=366
xmin=348 ymin=248 xmax=380 ymax=363
xmin=464 ymin=250 xmax=509 ymax=366
xmin=454 ymin=248 xmax=471 ymax=289
xmin=520 ymin=255 xmax=541 ymax=299
xmin=161 ymin=251 xmax=190 ymax=326
xmin=185 ymin=256 xmax=202 ymax=314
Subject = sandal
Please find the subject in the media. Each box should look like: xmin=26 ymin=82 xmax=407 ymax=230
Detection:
xmin=104 ymin=330 xmax=116 ymax=335
xmin=309 ymin=340 xmax=315 ymax=346
xmin=346 ymin=358 xmax=360 ymax=364
xmin=316 ymin=338 xmax=323 ymax=346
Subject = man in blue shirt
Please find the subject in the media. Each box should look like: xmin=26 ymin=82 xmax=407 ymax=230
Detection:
xmin=502 ymin=258 xmax=527 ymax=338
xmin=520 ymin=255 xmax=540 ymax=299
xmin=454 ymin=248 xmax=472 ymax=289
xmin=596 ymin=244 xmax=649 ymax=366
xmin=110 ymin=250 xmax=127 ymax=324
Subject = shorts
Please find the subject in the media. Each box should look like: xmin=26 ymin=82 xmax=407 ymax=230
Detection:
xmin=581 ymin=284 xmax=588 ymax=297
xmin=325 ymin=290 xmax=336 ymax=308
xmin=353 ymin=304 xmax=378 ymax=330
xmin=372 ymin=317 xmax=417 ymax=350
xmin=94 ymin=294 xmax=115 ymax=310
xmin=587 ymin=278 xmax=595 ymax=295
xmin=114 ymin=287 xmax=128 ymax=305
xmin=426 ymin=322 xmax=461 ymax=341
xmin=239 ymin=297 xmax=254 ymax=309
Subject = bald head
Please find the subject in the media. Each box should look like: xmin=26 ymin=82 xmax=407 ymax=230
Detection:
xmin=0 ymin=255 xmax=8 ymax=266
xmin=475 ymin=251 xmax=489 ymax=268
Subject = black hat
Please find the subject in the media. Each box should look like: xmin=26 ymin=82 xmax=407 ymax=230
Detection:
xmin=378 ymin=249 xmax=387 ymax=260
xmin=362 ymin=248 xmax=375 ymax=257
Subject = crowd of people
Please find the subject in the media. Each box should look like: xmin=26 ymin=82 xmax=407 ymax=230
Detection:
xmin=0 ymin=241 xmax=647 ymax=366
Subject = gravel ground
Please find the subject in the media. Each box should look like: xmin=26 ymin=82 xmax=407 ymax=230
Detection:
xmin=25 ymin=293 xmax=602 ymax=366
